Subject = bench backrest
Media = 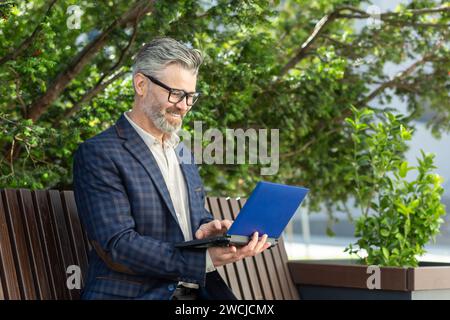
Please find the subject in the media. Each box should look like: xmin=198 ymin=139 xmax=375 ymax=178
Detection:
xmin=0 ymin=189 xmax=298 ymax=300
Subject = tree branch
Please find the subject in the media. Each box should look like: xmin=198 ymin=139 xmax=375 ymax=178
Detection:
xmin=7 ymin=66 xmax=27 ymax=116
xmin=62 ymin=70 xmax=128 ymax=121
xmin=292 ymin=39 xmax=446 ymax=157
xmin=386 ymin=22 xmax=450 ymax=28
xmin=60 ymin=17 xmax=139 ymax=122
xmin=278 ymin=4 xmax=449 ymax=77
xmin=356 ymin=40 xmax=445 ymax=107
xmin=335 ymin=4 xmax=450 ymax=19
xmin=278 ymin=10 xmax=341 ymax=77
xmin=280 ymin=128 xmax=340 ymax=159
xmin=25 ymin=0 xmax=154 ymax=122
xmin=0 ymin=0 xmax=58 ymax=66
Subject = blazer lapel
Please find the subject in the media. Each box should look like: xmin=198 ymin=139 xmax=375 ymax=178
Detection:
xmin=115 ymin=114 xmax=179 ymax=226
xmin=175 ymin=143 xmax=202 ymax=237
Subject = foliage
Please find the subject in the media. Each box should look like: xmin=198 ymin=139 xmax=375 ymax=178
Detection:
xmin=344 ymin=107 xmax=446 ymax=267
xmin=0 ymin=0 xmax=449 ymax=218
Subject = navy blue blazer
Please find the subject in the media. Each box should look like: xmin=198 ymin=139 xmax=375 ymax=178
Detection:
xmin=73 ymin=114 xmax=233 ymax=299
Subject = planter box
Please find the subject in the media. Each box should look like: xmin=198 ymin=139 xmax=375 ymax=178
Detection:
xmin=288 ymin=260 xmax=450 ymax=300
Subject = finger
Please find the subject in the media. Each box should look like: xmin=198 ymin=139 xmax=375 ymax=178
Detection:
xmin=195 ymin=228 xmax=204 ymax=239
xmin=218 ymin=247 xmax=241 ymax=262
xmin=196 ymin=220 xmax=221 ymax=239
xmin=221 ymin=219 xmax=233 ymax=230
xmin=248 ymin=232 xmax=259 ymax=251
xmin=215 ymin=220 xmax=232 ymax=235
xmin=213 ymin=219 xmax=221 ymax=231
xmin=213 ymin=246 xmax=239 ymax=264
xmin=207 ymin=219 xmax=222 ymax=236
xmin=254 ymin=234 xmax=269 ymax=253
xmin=254 ymin=234 xmax=268 ymax=252
xmin=214 ymin=245 xmax=237 ymax=254
xmin=240 ymin=232 xmax=259 ymax=255
xmin=195 ymin=224 xmax=209 ymax=239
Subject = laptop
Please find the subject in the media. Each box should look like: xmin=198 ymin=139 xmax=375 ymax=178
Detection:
xmin=175 ymin=181 xmax=309 ymax=249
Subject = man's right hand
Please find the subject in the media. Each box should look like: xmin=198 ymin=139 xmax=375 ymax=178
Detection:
xmin=207 ymin=232 xmax=271 ymax=267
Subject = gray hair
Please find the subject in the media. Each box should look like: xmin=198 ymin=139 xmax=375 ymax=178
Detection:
xmin=132 ymin=37 xmax=204 ymax=79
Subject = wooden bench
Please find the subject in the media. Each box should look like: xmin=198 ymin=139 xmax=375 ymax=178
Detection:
xmin=0 ymin=189 xmax=299 ymax=300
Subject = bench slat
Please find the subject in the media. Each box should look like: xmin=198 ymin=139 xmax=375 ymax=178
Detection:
xmin=2 ymin=190 xmax=38 ymax=299
xmin=60 ymin=191 xmax=89 ymax=286
xmin=233 ymin=199 xmax=265 ymax=300
xmin=0 ymin=191 xmax=22 ymax=299
xmin=0 ymin=276 xmax=4 ymax=299
xmin=238 ymin=198 xmax=275 ymax=300
xmin=17 ymin=189 xmax=53 ymax=299
xmin=33 ymin=190 xmax=69 ymax=299
xmin=228 ymin=198 xmax=265 ymax=300
xmin=277 ymin=236 xmax=300 ymax=299
xmin=269 ymin=243 xmax=293 ymax=299
xmin=210 ymin=197 xmax=243 ymax=299
xmin=47 ymin=190 xmax=79 ymax=300
xmin=2 ymin=190 xmax=37 ymax=299
xmin=209 ymin=197 xmax=242 ymax=300
xmin=223 ymin=197 xmax=254 ymax=300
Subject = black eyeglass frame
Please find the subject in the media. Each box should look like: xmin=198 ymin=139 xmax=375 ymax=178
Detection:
xmin=141 ymin=73 xmax=201 ymax=107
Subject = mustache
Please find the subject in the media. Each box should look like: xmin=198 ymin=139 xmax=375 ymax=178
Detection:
xmin=164 ymin=108 xmax=184 ymax=117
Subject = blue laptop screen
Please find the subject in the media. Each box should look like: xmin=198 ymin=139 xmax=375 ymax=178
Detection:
xmin=227 ymin=181 xmax=309 ymax=238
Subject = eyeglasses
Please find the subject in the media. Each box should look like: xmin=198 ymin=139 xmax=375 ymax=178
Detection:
xmin=141 ymin=73 xmax=201 ymax=107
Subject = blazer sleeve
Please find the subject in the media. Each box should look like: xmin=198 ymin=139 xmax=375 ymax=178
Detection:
xmin=188 ymin=150 xmax=214 ymax=230
xmin=197 ymin=187 xmax=214 ymax=229
xmin=73 ymin=141 xmax=208 ymax=286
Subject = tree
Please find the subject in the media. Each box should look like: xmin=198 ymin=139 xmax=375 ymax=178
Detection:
xmin=0 ymin=0 xmax=449 ymax=217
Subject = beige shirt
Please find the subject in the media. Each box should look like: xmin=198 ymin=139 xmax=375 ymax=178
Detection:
xmin=124 ymin=112 xmax=215 ymax=289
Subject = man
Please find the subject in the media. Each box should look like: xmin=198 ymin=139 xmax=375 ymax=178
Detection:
xmin=73 ymin=37 xmax=271 ymax=300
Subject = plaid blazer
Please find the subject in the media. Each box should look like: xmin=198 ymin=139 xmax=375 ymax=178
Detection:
xmin=73 ymin=114 xmax=219 ymax=300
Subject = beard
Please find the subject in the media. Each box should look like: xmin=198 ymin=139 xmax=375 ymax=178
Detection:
xmin=142 ymin=100 xmax=183 ymax=134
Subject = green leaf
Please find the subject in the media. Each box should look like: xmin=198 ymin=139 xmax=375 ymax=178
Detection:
xmin=410 ymin=199 xmax=420 ymax=210
xmin=380 ymin=229 xmax=390 ymax=237
xmin=382 ymin=247 xmax=390 ymax=260
xmin=399 ymin=161 xmax=408 ymax=178
xmin=400 ymin=125 xmax=412 ymax=140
